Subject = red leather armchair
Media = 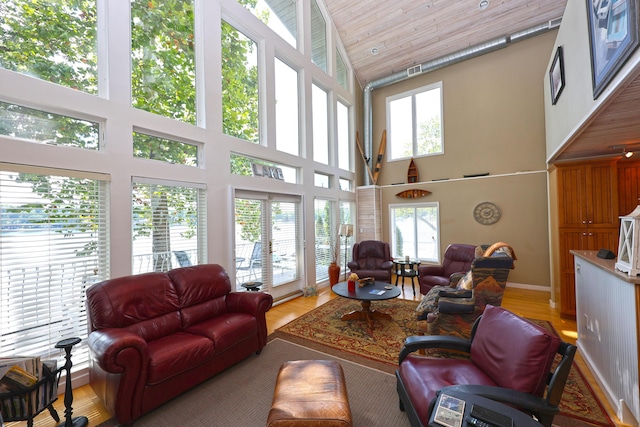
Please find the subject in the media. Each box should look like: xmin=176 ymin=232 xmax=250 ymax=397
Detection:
xmin=418 ymin=244 xmax=476 ymax=294
xmin=347 ymin=240 xmax=394 ymax=282
xmin=86 ymin=264 xmax=273 ymax=426
xmin=396 ymin=305 xmax=576 ymax=427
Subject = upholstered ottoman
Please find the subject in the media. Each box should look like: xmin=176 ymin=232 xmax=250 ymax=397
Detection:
xmin=266 ymin=360 xmax=353 ymax=427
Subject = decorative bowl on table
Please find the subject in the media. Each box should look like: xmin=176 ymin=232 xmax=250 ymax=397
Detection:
xmin=357 ymin=277 xmax=374 ymax=287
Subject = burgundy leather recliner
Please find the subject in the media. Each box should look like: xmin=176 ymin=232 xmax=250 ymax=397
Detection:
xmin=418 ymin=243 xmax=476 ymax=294
xmin=86 ymin=264 xmax=273 ymax=426
xmin=347 ymin=240 xmax=394 ymax=282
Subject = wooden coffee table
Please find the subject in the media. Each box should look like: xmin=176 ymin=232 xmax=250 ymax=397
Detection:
xmin=332 ymin=281 xmax=401 ymax=330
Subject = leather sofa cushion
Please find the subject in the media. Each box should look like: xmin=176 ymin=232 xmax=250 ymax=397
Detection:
xmin=146 ymin=332 xmax=215 ymax=385
xmin=185 ymin=313 xmax=258 ymax=354
xmin=168 ymin=264 xmax=231 ymax=307
xmin=398 ymin=356 xmax=496 ymax=426
xmin=470 ymin=305 xmax=561 ymax=396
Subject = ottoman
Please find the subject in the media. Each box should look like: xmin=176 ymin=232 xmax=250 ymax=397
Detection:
xmin=266 ymin=360 xmax=353 ymax=427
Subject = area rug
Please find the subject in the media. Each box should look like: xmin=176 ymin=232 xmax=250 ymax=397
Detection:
xmin=271 ymin=297 xmax=614 ymax=427
xmin=96 ymin=338 xmax=411 ymax=427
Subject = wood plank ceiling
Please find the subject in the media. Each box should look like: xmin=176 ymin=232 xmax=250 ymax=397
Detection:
xmin=322 ymin=0 xmax=640 ymax=162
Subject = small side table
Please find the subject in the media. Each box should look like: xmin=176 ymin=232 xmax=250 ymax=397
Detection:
xmin=393 ymin=258 xmax=421 ymax=295
xmin=242 ymin=281 xmax=262 ymax=291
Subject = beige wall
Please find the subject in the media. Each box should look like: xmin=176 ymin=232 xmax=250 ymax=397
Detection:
xmin=361 ymin=31 xmax=558 ymax=288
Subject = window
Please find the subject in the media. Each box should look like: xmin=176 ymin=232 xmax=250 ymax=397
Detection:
xmin=336 ymin=50 xmax=348 ymax=90
xmin=131 ymin=0 xmax=196 ymax=124
xmin=132 ymin=180 xmax=206 ymax=274
xmin=0 ymin=166 xmax=109 ymax=367
xmin=314 ymin=199 xmax=335 ymax=282
xmin=0 ymin=101 xmax=99 ymax=150
xmin=0 ymin=1 xmax=98 ymax=94
xmin=337 ymin=101 xmax=350 ymax=170
xmin=133 ymin=132 xmax=198 ymax=166
xmin=310 ymin=0 xmax=327 ymax=72
xmin=312 ymin=84 xmax=329 ymax=165
xmin=387 ymin=82 xmax=443 ymax=161
xmin=338 ymin=201 xmax=355 ymax=273
xmin=339 ymin=178 xmax=352 ymax=192
xmin=390 ymin=203 xmax=439 ymax=262
xmin=275 ymin=58 xmax=299 ymax=156
xmin=245 ymin=0 xmax=297 ymax=48
xmin=314 ymin=173 xmax=330 ymax=188
xmin=221 ymin=21 xmax=259 ymax=143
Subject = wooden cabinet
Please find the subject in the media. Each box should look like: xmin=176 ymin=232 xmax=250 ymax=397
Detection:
xmin=557 ymin=160 xmax=618 ymax=317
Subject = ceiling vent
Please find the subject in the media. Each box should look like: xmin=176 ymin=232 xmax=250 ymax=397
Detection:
xmin=406 ymin=64 xmax=422 ymax=77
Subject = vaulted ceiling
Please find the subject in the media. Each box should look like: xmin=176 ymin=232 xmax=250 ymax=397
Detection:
xmin=323 ymin=0 xmax=568 ymax=86
xmin=322 ymin=0 xmax=640 ymax=162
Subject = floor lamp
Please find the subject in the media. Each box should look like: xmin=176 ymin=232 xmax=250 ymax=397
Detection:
xmin=339 ymin=224 xmax=353 ymax=281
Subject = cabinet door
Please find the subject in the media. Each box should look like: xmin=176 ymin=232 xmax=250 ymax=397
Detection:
xmin=559 ymin=229 xmax=583 ymax=316
xmin=558 ymin=165 xmax=587 ymax=228
xmin=586 ymin=162 xmax=618 ymax=228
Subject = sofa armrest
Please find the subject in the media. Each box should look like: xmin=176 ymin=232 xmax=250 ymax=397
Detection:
xmin=347 ymin=261 xmax=359 ymax=270
xmin=225 ymin=291 xmax=273 ymax=317
xmin=398 ymin=335 xmax=471 ymax=363
xmin=381 ymin=260 xmax=394 ymax=269
xmin=88 ymin=328 xmax=148 ymax=373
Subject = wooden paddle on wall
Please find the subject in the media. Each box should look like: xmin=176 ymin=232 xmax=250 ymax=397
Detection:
xmin=371 ymin=130 xmax=386 ymax=185
xmin=355 ymin=131 xmax=375 ymax=183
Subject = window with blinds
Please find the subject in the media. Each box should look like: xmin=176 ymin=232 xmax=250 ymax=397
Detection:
xmin=314 ymin=198 xmax=335 ymax=282
xmin=0 ymin=166 xmax=110 ymax=366
xmin=132 ymin=179 xmax=205 ymax=274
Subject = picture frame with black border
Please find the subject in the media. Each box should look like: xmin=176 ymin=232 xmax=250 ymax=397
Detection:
xmin=549 ymin=46 xmax=565 ymax=105
xmin=586 ymin=0 xmax=640 ymax=99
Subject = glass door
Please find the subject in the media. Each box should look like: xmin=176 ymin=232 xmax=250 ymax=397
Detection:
xmin=234 ymin=191 xmax=302 ymax=299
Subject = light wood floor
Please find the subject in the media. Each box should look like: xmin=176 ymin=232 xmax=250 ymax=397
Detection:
xmin=9 ymin=283 xmax=625 ymax=426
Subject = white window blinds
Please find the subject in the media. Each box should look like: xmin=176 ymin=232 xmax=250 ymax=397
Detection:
xmin=0 ymin=166 xmax=110 ymax=366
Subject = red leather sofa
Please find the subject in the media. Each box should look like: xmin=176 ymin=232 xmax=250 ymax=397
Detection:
xmin=86 ymin=264 xmax=273 ymax=426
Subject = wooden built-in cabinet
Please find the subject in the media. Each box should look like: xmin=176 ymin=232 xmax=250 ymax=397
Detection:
xmin=557 ymin=160 xmax=619 ymax=317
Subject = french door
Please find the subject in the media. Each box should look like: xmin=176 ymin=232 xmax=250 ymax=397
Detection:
xmin=234 ymin=191 xmax=303 ymax=299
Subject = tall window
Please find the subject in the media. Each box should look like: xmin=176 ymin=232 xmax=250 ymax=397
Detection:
xmin=339 ymin=201 xmax=355 ymax=273
xmin=310 ymin=0 xmax=327 ymax=72
xmin=275 ymin=58 xmax=299 ymax=155
xmin=245 ymin=0 xmax=297 ymax=48
xmin=312 ymin=84 xmax=329 ymax=164
xmin=314 ymin=199 xmax=335 ymax=282
xmin=390 ymin=203 xmax=439 ymax=262
xmin=0 ymin=0 xmax=98 ymax=94
xmin=387 ymin=82 xmax=443 ymax=161
xmin=0 ymin=167 xmax=109 ymax=366
xmin=132 ymin=180 xmax=205 ymax=274
xmin=337 ymin=101 xmax=350 ymax=170
xmin=336 ymin=50 xmax=348 ymax=90
xmin=221 ymin=21 xmax=260 ymax=143
xmin=131 ymin=0 xmax=196 ymax=124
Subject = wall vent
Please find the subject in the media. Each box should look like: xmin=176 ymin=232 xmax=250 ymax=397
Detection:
xmin=549 ymin=17 xmax=562 ymax=29
xmin=406 ymin=64 xmax=422 ymax=77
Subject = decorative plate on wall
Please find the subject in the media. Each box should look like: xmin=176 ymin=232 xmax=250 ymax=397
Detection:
xmin=473 ymin=202 xmax=501 ymax=225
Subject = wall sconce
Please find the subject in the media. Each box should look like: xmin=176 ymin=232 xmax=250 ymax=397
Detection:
xmin=339 ymin=224 xmax=353 ymax=280
xmin=624 ymin=148 xmax=634 ymax=158
xmin=611 ymin=145 xmax=635 ymax=158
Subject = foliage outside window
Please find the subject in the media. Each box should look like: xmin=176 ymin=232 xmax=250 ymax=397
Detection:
xmin=310 ymin=0 xmax=327 ymax=72
xmin=132 ymin=181 xmax=204 ymax=274
xmin=131 ymin=0 xmax=196 ymax=124
xmin=0 ymin=101 xmax=99 ymax=150
xmin=0 ymin=168 xmax=109 ymax=366
xmin=275 ymin=58 xmax=299 ymax=156
xmin=0 ymin=0 xmax=98 ymax=94
xmin=245 ymin=0 xmax=297 ymax=48
xmin=388 ymin=82 xmax=443 ymax=161
xmin=312 ymin=84 xmax=329 ymax=165
xmin=390 ymin=203 xmax=439 ymax=262
xmin=133 ymin=131 xmax=198 ymax=166
xmin=222 ymin=21 xmax=259 ymax=143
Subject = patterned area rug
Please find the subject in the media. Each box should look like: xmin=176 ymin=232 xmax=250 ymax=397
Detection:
xmin=271 ymin=297 xmax=613 ymax=427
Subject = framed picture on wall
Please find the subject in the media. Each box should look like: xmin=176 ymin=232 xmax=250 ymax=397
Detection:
xmin=549 ymin=46 xmax=565 ymax=105
xmin=586 ymin=0 xmax=640 ymax=99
